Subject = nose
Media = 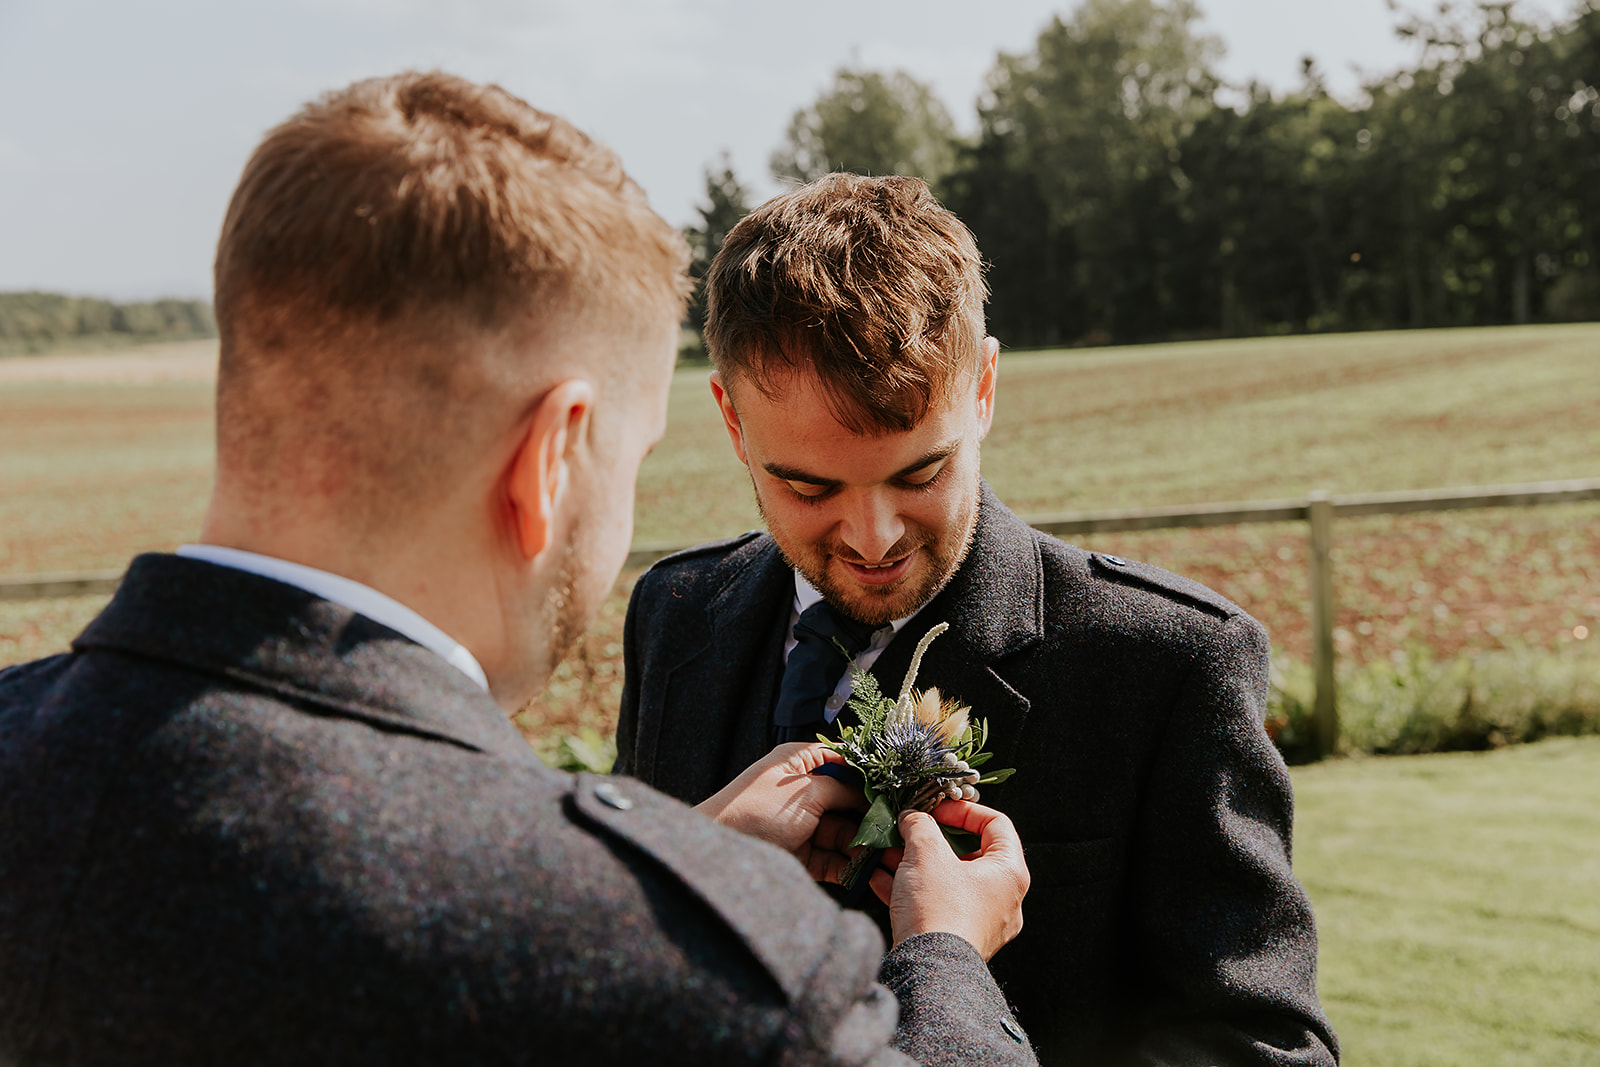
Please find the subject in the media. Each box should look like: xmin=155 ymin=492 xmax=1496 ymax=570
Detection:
xmin=838 ymin=489 xmax=906 ymax=562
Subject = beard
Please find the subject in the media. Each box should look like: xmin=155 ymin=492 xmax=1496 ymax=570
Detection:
xmin=754 ymin=478 xmax=980 ymax=627
xmin=541 ymin=518 xmax=603 ymax=679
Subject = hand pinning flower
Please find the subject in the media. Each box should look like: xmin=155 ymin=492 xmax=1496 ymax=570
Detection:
xmin=822 ymin=623 xmax=1016 ymax=891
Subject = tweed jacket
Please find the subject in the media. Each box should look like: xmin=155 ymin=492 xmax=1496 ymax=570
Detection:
xmin=616 ymin=483 xmax=1340 ymax=1066
xmin=0 ymin=554 xmax=1039 ymax=1067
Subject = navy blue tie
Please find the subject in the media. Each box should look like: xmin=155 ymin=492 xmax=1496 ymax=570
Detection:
xmin=773 ymin=600 xmax=878 ymax=744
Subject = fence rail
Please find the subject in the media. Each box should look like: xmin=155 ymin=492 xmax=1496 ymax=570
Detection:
xmin=7 ymin=476 xmax=1599 ymax=756
xmin=0 ymin=571 xmax=123 ymax=600
xmin=1026 ymin=476 xmax=1600 ymax=756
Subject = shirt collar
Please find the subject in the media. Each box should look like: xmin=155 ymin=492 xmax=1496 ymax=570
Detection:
xmin=792 ymin=570 xmax=923 ymax=643
xmin=175 ymin=544 xmax=490 ymax=692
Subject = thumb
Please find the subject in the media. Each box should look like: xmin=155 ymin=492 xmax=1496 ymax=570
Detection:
xmin=897 ymin=809 xmax=945 ymax=857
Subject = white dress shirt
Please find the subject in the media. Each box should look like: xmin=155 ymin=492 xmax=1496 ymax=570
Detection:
xmin=175 ymin=544 xmax=490 ymax=692
xmin=785 ymin=571 xmax=926 ymax=723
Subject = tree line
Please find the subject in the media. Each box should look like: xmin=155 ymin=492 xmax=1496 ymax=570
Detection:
xmin=0 ymin=291 xmax=217 ymax=355
xmin=686 ymin=0 xmax=1600 ymax=349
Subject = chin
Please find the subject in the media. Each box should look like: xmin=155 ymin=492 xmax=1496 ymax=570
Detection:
xmin=794 ymin=556 xmax=942 ymax=627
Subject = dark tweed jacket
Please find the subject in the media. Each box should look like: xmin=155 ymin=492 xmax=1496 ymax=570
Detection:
xmin=616 ymin=483 xmax=1340 ymax=1066
xmin=0 ymin=555 xmax=1038 ymax=1066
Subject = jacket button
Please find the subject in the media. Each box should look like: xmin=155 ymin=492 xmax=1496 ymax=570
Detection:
xmin=1099 ymin=553 xmax=1128 ymax=567
xmin=1001 ymin=1015 xmax=1026 ymax=1042
xmin=825 ymin=694 xmax=845 ymax=711
xmin=593 ymin=781 xmax=634 ymax=811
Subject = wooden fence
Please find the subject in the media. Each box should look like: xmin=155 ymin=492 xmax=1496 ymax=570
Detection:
xmin=1021 ymin=476 xmax=1600 ymax=757
xmin=6 ymin=476 xmax=1599 ymax=757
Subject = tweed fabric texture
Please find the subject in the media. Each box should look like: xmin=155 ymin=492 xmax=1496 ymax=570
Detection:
xmin=0 ymin=555 xmax=1038 ymax=1066
xmin=615 ymin=482 xmax=1341 ymax=1066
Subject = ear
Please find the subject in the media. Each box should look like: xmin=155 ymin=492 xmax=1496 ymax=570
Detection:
xmin=975 ymin=336 xmax=1000 ymax=440
xmin=708 ymin=371 xmax=750 ymax=467
xmin=506 ymin=379 xmax=596 ymax=561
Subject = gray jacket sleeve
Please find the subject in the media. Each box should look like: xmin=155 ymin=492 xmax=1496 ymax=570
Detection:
xmin=1128 ymin=612 xmax=1338 ymax=1064
xmin=572 ymin=776 xmax=1038 ymax=1066
xmin=880 ymin=934 xmax=1037 ymax=1065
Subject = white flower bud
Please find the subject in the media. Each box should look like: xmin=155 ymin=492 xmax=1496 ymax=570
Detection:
xmin=960 ymin=784 xmax=978 ymax=801
xmin=943 ymin=752 xmax=960 ymax=767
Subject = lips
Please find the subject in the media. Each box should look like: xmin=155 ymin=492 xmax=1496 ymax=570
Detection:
xmin=839 ymin=551 xmax=916 ymax=587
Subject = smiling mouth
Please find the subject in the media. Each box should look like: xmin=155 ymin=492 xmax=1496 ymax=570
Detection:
xmin=837 ymin=551 xmax=917 ymax=586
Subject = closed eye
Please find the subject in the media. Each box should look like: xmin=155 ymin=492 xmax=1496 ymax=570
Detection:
xmin=895 ymin=458 xmax=951 ymax=492
xmin=785 ymin=479 xmax=834 ymax=501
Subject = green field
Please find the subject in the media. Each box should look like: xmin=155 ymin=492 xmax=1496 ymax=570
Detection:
xmin=638 ymin=323 xmax=1600 ymax=542
xmin=4 ymin=326 xmax=1599 ymax=1063
xmin=5 ymin=325 xmax=1600 ymax=713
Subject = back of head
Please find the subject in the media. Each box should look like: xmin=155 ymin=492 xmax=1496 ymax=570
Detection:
xmin=212 ymin=71 xmax=688 ymax=520
xmin=704 ymin=173 xmax=988 ymax=435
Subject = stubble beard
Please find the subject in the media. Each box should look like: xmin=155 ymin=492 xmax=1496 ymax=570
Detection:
xmin=752 ymin=476 xmax=981 ymax=627
xmin=542 ymin=521 xmax=597 ymax=682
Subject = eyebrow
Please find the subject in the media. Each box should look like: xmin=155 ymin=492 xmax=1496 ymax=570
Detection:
xmin=762 ymin=442 xmax=961 ymax=486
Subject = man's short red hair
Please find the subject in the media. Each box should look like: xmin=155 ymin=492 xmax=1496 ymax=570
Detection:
xmin=214 ymin=70 xmax=688 ymax=358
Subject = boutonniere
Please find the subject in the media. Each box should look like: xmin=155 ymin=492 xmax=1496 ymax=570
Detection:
xmin=823 ymin=622 xmax=1016 ymax=891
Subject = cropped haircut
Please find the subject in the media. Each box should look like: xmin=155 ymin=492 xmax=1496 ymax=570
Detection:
xmin=704 ymin=173 xmax=988 ymax=435
xmin=214 ymin=70 xmax=689 ymax=367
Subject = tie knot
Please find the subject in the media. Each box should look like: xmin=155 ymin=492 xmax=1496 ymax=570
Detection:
xmin=793 ymin=599 xmax=878 ymax=660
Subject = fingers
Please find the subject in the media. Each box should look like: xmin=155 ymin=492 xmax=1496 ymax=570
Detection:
xmin=799 ymin=841 xmax=853 ymax=885
xmin=792 ymin=772 xmax=862 ymax=817
xmin=768 ymin=741 xmax=848 ymax=774
xmin=811 ymin=812 xmax=863 ymax=855
xmin=928 ymin=800 xmax=1025 ymax=865
xmin=869 ymin=865 xmax=893 ymax=905
xmin=770 ymin=743 xmax=863 ymax=814
xmin=886 ymin=805 xmax=1030 ymax=960
xmin=697 ymin=743 xmax=867 ymax=853
xmin=927 ymin=798 xmax=1013 ymax=838
xmin=897 ymin=808 xmax=947 ymax=848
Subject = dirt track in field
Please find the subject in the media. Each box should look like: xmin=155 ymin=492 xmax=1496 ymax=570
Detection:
xmin=0 ymin=341 xmax=218 ymax=384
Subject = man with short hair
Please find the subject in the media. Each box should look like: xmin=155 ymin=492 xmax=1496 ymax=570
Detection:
xmin=615 ymin=173 xmax=1340 ymax=1065
xmin=0 ymin=75 xmax=1036 ymax=1065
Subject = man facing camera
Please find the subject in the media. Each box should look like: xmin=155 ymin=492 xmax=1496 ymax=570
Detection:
xmin=615 ymin=173 xmax=1340 ymax=1065
xmin=0 ymin=75 xmax=1035 ymax=1065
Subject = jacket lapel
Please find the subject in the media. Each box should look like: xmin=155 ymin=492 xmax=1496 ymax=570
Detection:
xmin=648 ymin=537 xmax=793 ymax=801
xmin=865 ymin=483 xmax=1043 ymax=784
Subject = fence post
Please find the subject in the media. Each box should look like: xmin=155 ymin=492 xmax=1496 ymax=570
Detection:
xmin=1307 ymin=491 xmax=1338 ymax=757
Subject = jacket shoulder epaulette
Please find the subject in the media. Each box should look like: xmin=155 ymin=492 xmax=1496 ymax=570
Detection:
xmin=1083 ymin=550 xmax=1243 ymax=621
xmin=644 ymin=530 xmax=766 ymax=574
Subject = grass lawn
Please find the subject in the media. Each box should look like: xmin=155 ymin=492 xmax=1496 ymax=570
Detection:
xmin=1293 ymin=736 xmax=1600 ymax=1065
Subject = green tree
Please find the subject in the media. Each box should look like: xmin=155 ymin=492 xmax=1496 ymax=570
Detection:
xmin=960 ymin=0 xmax=1224 ymax=342
xmin=771 ymin=67 xmax=960 ymax=185
xmin=682 ymin=152 xmax=753 ymax=355
xmin=1351 ymin=0 xmax=1600 ymax=326
xmin=0 ymin=291 xmax=216 ymax=354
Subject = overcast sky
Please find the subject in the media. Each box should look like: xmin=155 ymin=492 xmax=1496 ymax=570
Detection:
xmin=0 ymin=0 xmax=1577 ymax=300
